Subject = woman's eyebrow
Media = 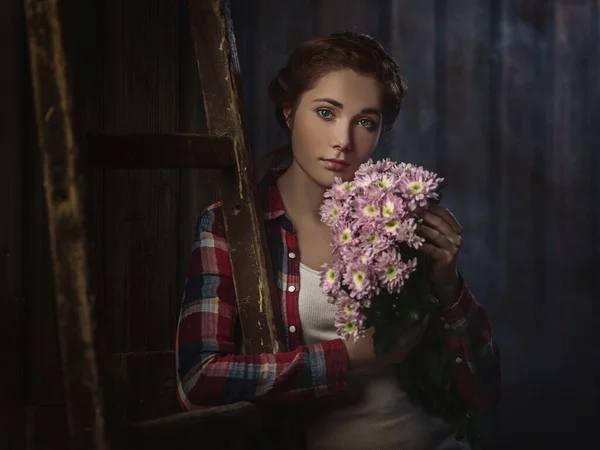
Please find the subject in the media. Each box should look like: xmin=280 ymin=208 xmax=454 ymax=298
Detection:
xmin=312 ymin=97 xmax=381 ymax=115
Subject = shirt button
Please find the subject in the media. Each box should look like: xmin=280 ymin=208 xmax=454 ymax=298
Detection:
xmin=455 ymin=357 xmax=463 ymax=364
xmin=288 ymin=252 xmax=296 ymax=259
xmin=289 ymin=325 xmax=297 ymax=333
xmin=288 ymin=285 xmax=296 ymax=292
xmin=444 ymin=323 xmax=451 ymax=330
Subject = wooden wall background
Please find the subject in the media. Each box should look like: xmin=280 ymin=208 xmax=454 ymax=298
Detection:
xmin=1 ymin=1 xmax=597 ymax=450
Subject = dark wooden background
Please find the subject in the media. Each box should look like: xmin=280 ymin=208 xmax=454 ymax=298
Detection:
xmin=1 ymin=1 xmax=598 ymax=450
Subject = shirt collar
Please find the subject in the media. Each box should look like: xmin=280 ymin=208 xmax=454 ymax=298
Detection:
xmin=259 ymin=169 xmax=287 ymax=221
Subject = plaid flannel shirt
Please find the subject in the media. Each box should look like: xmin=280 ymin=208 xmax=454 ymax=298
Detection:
xmin=176 ymin=171 xmax=502 ymax=429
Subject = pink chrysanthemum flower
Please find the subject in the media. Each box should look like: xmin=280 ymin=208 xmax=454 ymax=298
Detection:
xmin=343 ymin=261 xmax=376 ymax=300
xmin=335 ymin=227 xmax=354 ymax=247
xmin=399 ymin=218 xmax=425 ymax=248
xmin=399 ymin=166 xmax=444 ymax=211
xmin=355 ymin=222 xmax=394 ymax=257
xmin=326 ymin=177 xmax=357 ymax=202
xmin=375 ymin=247 xmax=417 ymax=294
xmin=355 ymin=158 xmax=397 ymax=178
xmin=320 ymin=259 xmax=344 ymax=297
xmin=335 ymin=308 xmax=367 ymax=343
xmin=390 ymin=162 xmax=416 ymax=177
xmin=318 ymin=158 xmax=444 ymax=344
xmin=319 ymin=198 xmax=345 ymax=227
xmin=356 ymin=196 xmax=380 ymax=222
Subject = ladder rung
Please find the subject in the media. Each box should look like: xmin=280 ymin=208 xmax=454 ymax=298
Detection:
xmin=118 ymin=401 xmax=261 ymax=449
xmin=86 ymin=133 xmax=236 ymax=169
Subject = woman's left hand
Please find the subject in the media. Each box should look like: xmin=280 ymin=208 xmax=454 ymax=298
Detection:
xmin=417 ymin=204 xmax=464 ymax=306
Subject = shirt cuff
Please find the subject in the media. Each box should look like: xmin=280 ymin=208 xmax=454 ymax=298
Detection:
xmin=309 ymin=338 xmax=349 ymax=397
xmin=439 ymin=273 xmax=474 ymax=327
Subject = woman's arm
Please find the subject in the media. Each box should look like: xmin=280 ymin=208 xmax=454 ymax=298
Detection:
xmin=438 ymin=274 xmax=503 ymax=414
xmin=176 ymin=203 xmax=349 ymax=411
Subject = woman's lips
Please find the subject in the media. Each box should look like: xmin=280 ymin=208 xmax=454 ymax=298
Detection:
xmin=321 ymin=159 xmax=349 ymax=172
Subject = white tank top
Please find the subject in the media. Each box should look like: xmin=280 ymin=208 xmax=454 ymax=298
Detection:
xmin=298 ymin=263 xmax=470 ymax=450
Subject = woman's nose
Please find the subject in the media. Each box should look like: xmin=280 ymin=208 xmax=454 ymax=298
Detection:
xmin=330 ymin=123 xmax=352 ymax=151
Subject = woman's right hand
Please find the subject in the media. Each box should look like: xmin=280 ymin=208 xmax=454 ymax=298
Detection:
xmin=344 ymin=315 xmax=430 ymax=371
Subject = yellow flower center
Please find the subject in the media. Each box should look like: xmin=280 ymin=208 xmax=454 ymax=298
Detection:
xmin=340 ymin=229 xmax=352 ymax=244
xmin=386 ymin=265 xmax=398 ymax=280
xmin=326 ymin=269 xmax=336 ymax=282
xmin=409 ymin=181 xmax=424 ymax=194
xmin=353 ymin=271 xmax=365 ymax=286
xmin=363 ymin=205 xmax=378 ymax=217
xmin=378 ymin=179 xmax=391 ymax=188
xmin=382 ymin=203 xmax=394 ymax=217
xmin=385 ymin=220 xmax=400 ymax=232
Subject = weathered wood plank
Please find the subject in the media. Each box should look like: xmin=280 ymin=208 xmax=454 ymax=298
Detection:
xmin=188 ymin=0 xmax=286 ymax=355
xmin=110 ymin=351 xmax=178 ymax=423
xmin=483 ymin=1 xmax=543 ymax=444
xmin=542 ymin=1 xmax=597 ymax=440
xmin=590 ymin=0 xmax=600 ymax=331
xmin=86 ymin=133 xmax=235 ymax=169
xmin=119 ymin=401 xmax=261 ymax=450
xmin=176 ymin=0 xmax=220 ymax=319
xmin=498 ymin=0 xmax=541 ymax=372
xmin=23 ymin=1 xmax=109 ymax=449
xmin=101 ymin=0 xmax=181 ymax=354
xmin=26 ymin=404 xmax=70 ymax=450
xmin=0 ymin=0 xmax=26 ymax=448
xmin=251 ymin=0 xmax=315 ymax=172
xmin=442 ymin=1 xmax=499 ymax=326
xmin=313 ymin=0 xmax=382 ymax=37
xmin=24 ymin=8 xmax=64 ymax=408
xmin=549 ymin=1 xmax=597 ymax=364
xmin=386 ymin=1 xmax=438 ymax=168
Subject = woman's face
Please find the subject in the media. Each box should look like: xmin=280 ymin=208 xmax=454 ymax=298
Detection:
xmin=284 ymin=69 xmax=383 ymax=187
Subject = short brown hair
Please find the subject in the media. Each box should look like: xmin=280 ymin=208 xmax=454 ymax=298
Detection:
xmin=263 ymin=31 xmax=407 ymax=172
xmin=268 ymin=31 xmax=407 ymax=131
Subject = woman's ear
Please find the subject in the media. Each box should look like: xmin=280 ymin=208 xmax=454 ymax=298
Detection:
xmin=283 ymin=107 xmax=293 ymax=129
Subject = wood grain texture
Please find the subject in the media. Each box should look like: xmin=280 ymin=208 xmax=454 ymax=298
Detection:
xmin=177 ymin=0 xmax=219 ymax=298
xmin=251 ymin=0 xmax=316 ymax=172
xmin=23 ymin=0 xmax=109 ymax=449
xmin=101 ymin=0 xmax=181 ymax=354
xmin=110 ymin=351 xmax=178 ymax=423
xmin=313 ymin=0 xmax=382 ymax=37
xmin=0 ymin=0 xmax=26 ymax=449
xmin=26 ymin=405 xmax=69 ymax=450
xmin=119 ymin=401 xmax=261 ymax=450
xmin=385 ymin=1 xmax=438 ymax=167
xmin=86 ymin=133 xmax=235 ymax=169
xmin=188 ymin=0 xmax=286 ymax=355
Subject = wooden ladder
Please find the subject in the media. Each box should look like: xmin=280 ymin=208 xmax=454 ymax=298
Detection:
xmin=24 ymin=0 xmax=299 ymax=449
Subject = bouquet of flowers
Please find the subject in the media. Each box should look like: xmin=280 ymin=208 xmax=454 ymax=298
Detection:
xmin=318 ymin=158 xmax=481 ymax=447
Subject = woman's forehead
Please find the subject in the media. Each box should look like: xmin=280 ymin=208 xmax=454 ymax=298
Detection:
xmin=303 ymin=69 xmax=382 ymax=112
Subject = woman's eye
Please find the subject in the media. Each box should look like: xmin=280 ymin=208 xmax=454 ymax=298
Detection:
xmin=359 ymin=118 xmax=375 ymax=128
xmin=317 ymin=109 xmax=333 ymax=119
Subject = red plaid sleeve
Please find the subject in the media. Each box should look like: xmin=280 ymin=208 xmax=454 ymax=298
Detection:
xmin=175 ymin=202 xmax=349 ymax=410
xmin=439 ymin=275 xmax=503 ymax=413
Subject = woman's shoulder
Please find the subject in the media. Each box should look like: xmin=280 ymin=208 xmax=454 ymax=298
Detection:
xmin=196 ymin=201 xmax=225 ymax=235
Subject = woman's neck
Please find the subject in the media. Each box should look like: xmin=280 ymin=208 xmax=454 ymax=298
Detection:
xmin=276 ymin=160 xmax=326 ymax=226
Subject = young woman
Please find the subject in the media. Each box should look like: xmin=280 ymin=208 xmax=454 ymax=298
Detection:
xmin=176 ymin=32 xmax=502 ymax=450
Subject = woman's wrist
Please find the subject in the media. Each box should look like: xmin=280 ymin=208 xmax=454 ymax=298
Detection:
xmin=435 ymin=279 xmax=462 ymax=307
